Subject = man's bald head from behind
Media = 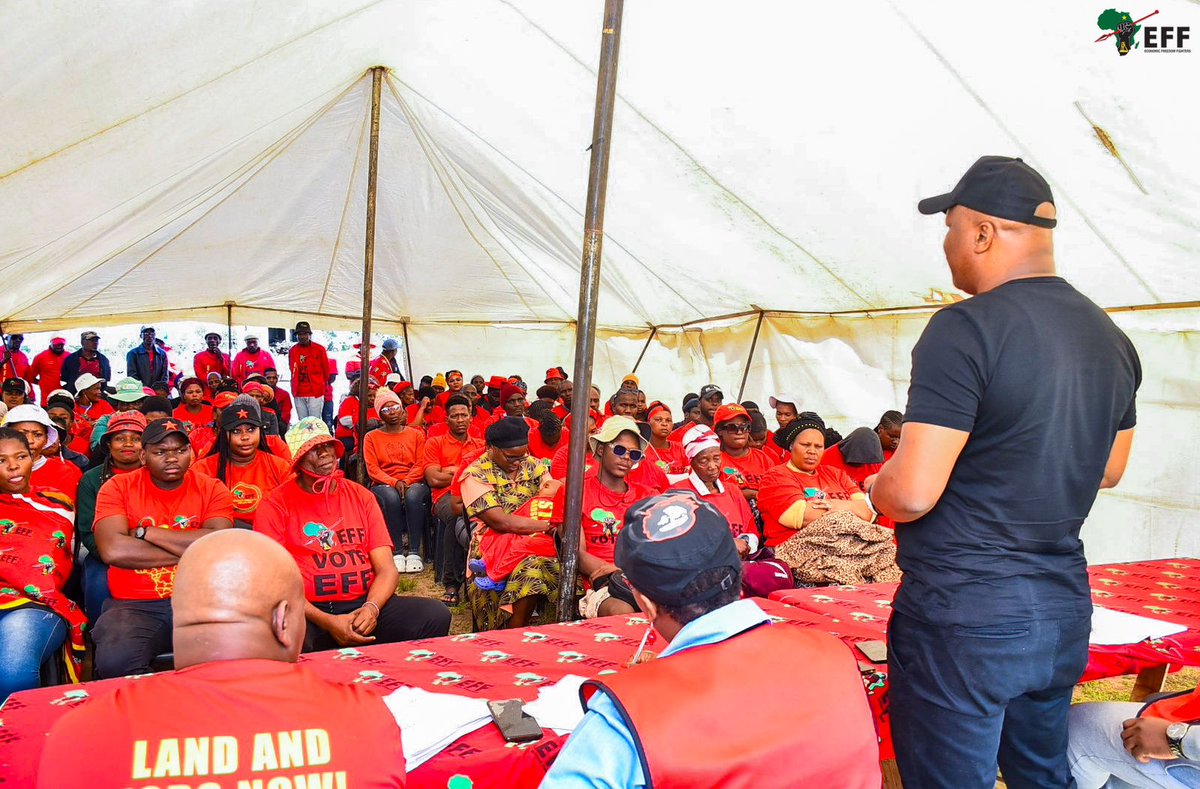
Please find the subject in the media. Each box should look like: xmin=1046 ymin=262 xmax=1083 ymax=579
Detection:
xmin=172 ymin=530 xmax=307 ymax=669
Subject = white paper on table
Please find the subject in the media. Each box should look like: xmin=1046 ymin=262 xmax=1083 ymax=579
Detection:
xmin=383 ymin=686 xmax=493 ymax=771
xmin=523 ymin=674 xmax=589 ymax=735
xmin=1089 ymin=605 xmax=1188 ymax=646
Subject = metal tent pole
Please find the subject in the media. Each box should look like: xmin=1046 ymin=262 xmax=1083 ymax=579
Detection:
xmin=557 ymin=0 xmax=626 ymax=623
xmin=355 ymin=66 xmax=385 ymax=485
xmin=736 ymin=311 xmax=766 ymax=401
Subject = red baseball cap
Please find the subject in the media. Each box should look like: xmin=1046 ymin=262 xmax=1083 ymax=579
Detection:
xmin=713 ymin=403 xmax=751 ymax=429
xmin=213 ymin=392 xmax=238 ymax=409
xmin=50 ymin=337 xmax=66 ymax=346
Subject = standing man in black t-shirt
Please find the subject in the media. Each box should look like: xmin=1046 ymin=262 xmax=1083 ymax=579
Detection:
xmin=865 ymin=156 xmax=1141 ymax=788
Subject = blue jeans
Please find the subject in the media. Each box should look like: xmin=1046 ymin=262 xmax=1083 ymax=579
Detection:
xmin=92 ymin=598 xmax=173 ymax=679
xmin=82 ymin=552 xmax=111 ymax=624
xmin=1068 ymin=701 xmax=1200 ymax=788
xmin=372 ymin=482 xmax=431 ymax=557
xmin=0 ymin=607 xmax=68 ymax=702
xmin=888 ymin=610 xmax=1090 ymax=789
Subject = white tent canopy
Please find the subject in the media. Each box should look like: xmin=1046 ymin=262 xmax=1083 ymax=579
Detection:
xmin=2 ymin=1 xmax=1198 ymax=561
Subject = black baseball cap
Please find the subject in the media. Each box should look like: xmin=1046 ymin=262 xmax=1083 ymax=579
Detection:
xmin=615 ymin=491 xmax=741 ymax=608
xmin=918 ymin=156 xmax=1057 ymax=229
xmin=698 ymin=384 xmax=723 ymax=402
xmin=294 ymin=321 xmax=312 ymax=334
xmin=2 ymin=378 xmax=26 ymax=395
xmin=220 ymin=395 xmax=262 ymax=431
xmin=141 ymin=417 xmax=189 ymax=446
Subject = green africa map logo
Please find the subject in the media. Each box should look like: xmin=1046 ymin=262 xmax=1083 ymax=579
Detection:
xmin=1095 ymin=9 xmax=1192 ymax=55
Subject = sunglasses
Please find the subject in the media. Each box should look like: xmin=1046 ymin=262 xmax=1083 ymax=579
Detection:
xmin=609 ymin=445 xmax=644 ymax=462
xmin=719 ymin=423 xmax=750 ymax=434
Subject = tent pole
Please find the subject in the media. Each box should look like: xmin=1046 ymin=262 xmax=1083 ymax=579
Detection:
xmin=355 ymin=66 xmax=384 ymax=485
xmin=629 ymin=327 xmax=657 ymax=374
xmin=558 ymin=0 xmax=625 ymax=624
xmin=401 ymin=319 xmax=413 ymax=382
xmin=225 ymin=302 xmax=234 ymax=360
xmin=736 ymin=311 xmax=766 ymax=402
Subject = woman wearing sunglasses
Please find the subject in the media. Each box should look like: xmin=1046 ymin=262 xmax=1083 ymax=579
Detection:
xmin=714 ymin=403 xmax=778 ymax=505
xmin=552 ymin=415 xmax=656 ymax=619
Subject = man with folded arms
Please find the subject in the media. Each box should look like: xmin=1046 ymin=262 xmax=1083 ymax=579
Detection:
xmin=38 ymin=530 xmax=406 ymax=788
xmin=543 ymin=492 xmax=880 ymax=788
xmin=92 ymin=418 xmax=235 ymax=678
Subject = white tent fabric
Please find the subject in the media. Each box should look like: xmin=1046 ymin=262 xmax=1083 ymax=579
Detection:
xmin=1 ymin=0 xmax=1198 ymax=561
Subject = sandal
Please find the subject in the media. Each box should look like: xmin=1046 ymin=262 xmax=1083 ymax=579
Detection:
xmin=441 ymin=588 xmax=460 ymax=606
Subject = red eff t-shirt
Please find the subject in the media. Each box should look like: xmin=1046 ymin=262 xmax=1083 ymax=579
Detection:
xmin=288 ymin=343 xmax=330 ymax=399
xmin=757 ymin=463 xmax=863 ymax=548
xmin=37 ymin=659 xmax=406 ymax=789
xmin=192 ymin=451 xmax=293 ymax=523
xmin=93 ymin=469 xmax=235 ymax=600
xmin=552 ymin=475 xmax=656 ymax=564
xmin=720 ymin=448 xmax=776 ymax=491
xmin=255 ymin=478 xmax=392 ymax=602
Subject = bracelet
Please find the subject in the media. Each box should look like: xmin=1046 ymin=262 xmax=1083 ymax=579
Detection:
xmin=363 ymin=601 xmax=380 ymax=616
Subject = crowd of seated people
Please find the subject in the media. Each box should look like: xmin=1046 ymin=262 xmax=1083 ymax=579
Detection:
xmin=0 ymin=322 xmax=910 ymax=704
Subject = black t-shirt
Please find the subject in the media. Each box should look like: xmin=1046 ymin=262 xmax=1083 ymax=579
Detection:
xmin=895 ymin=277 xmax=1140 ymax=626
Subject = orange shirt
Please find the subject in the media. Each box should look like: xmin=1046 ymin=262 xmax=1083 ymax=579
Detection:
xmin=172 ymin=403 xmax=212 ymax=433
xmin=288 ymin=342 xmax=330 ymax=399
xmin=192 ymin=451 xmax=293 ymax=523
xmin=255 ymin=478 xmax=392 ymax=602
xmin=421 ymin=432 xmax=486 ymax=503
xmin=363 ymin=427 xmax=426 ymax=486
xmin=757 ymin=463 xmax=864 ymax=548
xmin=93 ymin=468 xmax=235 ymax=599
xmin=37 ymin=659 xmax=406 ymax=789
xmin=32 ymin=458 xmax=83 ymax=504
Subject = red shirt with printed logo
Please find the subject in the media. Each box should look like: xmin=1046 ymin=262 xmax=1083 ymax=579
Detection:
xmin=551 ymin=474 xmax=655 ymax=565
xmin=288 ymin=343 xmax=330 ymax=399
xmin=93 ymin=468 xmax=235 ymax=600
xmin=255 ymin=477 xmax=392 ymax=602
xmin=193 ymin=451 xmax=292 ymax=524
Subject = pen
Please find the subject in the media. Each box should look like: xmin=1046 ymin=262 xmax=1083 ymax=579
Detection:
xmin=629 ymin=627 xmax=652 ymax=666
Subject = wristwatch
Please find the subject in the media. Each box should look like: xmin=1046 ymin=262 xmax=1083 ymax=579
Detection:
xmin=134 ymin=526 xmax=148 ymax=540
xmin=1167 ymin=722 xmax=1190 ymax=759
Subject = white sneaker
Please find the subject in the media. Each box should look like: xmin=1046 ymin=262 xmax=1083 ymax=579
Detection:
xmin=393 ymin=555 xmax=407 ymax=573
xmin=405 ymin=554 xmax=424 ymax=573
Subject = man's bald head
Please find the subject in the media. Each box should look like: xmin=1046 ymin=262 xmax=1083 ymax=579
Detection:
xmin=172 ymin=530 xmax=306 ymax=668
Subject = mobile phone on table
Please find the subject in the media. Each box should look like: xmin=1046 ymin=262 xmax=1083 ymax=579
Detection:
xmin=856 ymin=640 xmax=888 ymax=664
xmin=487 ymin=699 xmax=544 ymax=743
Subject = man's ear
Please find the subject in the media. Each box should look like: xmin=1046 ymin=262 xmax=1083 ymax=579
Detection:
xmin=974 ymin=219 xmax=996 ymax=254
xmin=272 ymin=599 xmax=297 ymax=651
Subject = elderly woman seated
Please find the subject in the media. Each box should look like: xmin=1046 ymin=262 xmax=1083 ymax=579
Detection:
xmin=461 ymin=417 xmax=564 ymax=630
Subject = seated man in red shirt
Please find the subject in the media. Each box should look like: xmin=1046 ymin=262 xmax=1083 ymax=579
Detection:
xmin=423 ymin=395 xmax=485 ymax=605
xmin=91 ymin=418 xmax=235 ymax=678
xmin=38 ymin=529 xmax=407 ymax=788
xmin=256 ymin=418 xmax=449 ymax=651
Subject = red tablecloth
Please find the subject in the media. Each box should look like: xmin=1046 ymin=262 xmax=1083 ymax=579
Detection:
xmin=769 ymin=559 xmax=1200 ymax=682
xmin=0 ymin=598 xmax=894 ymax=786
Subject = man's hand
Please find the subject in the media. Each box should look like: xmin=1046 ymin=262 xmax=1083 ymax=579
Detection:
xmin=326 ymin=613 xmax=376 ymax=646
xmin=349 ymin=606 xmax=379 ymax=637
xmin=393 ymin=480 xmax=407 ymax=497
xmin=1121 ymin=717 xmax=1175 ymax=763
xmin=589 ymin=563 xmax=620 ymax=583
xmin=736 ymin=537 xmax=751 ymax=559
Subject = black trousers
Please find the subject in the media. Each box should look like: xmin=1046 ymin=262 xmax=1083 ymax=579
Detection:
xmin=434 ymin=496 xmax=468 ymax=591
xmin=304 ymin=595 xmax=450 ymax=652
xmin=92 ymin=598 xmax=173 ymax=679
